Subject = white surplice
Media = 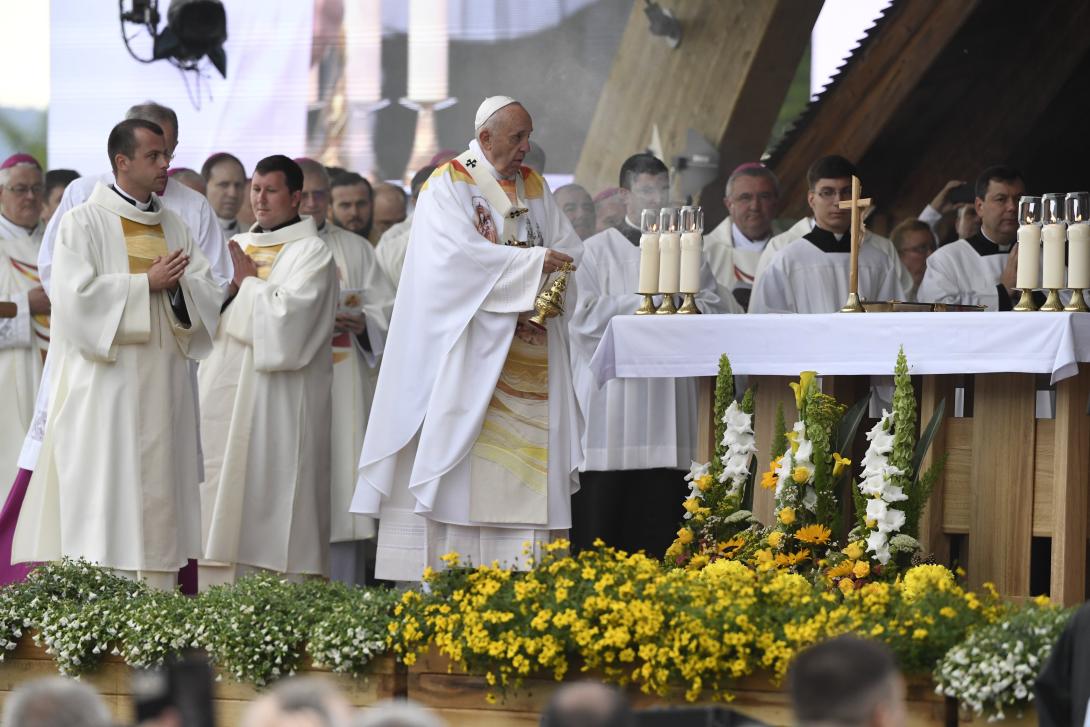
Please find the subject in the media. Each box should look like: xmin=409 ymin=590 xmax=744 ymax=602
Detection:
xmin=0 ymin=218 xmax=46 ymax=494
xmin=319 ymin=222 xmax=394 ymax=543
xmin=917 ymin=234 xmax=1013 ymax=310
xmin=749 ymin=229 xmax=905 ymax=314
xmin=704 ymin=216 xmax=787 ymax=304
xmin=374 ymin=216 xmax=412 ymax=288
xmin=11 ymin=183 xmax=222 ymax=576
xmin=351 ymin=140 xmax=583 ymax=581
xmin=569 ymin=227 xmax=737 ymax=471
xmin=198 ymin=216 xmax=338 ymax=577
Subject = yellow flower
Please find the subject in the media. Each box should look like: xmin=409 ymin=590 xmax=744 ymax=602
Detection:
xmin=790 ymin=371 xmax=817 ymax=410
xmin=778 ymin=508 xmax=796 ymax=526
xmin=939 ymin=607 xmax=957 ymax=619
xmin=794 ymin=524 xmax=832 ymax=546
xmin=842 ymin=541 xmax=864 ymax=560
xmin=838 ymin=578 xmax=855 ymax=594
xmin=665 ymin=542 xmax=685 ymax=561
xmin=695 ymin=473 xmax=714 ymax=492
xmin=785 ymin=430 xmax=800 ymax=454
xmin=439 ymin=551 xmax=461 ymax=566
xmin=422 ymin=566 xmax=436 ymax=581
xmin=827 ymin=561 xmax=854 ymax=578
xmin=717 ymin=537 xmax=745 ymax=558
xmin=754 ymin=549 xmax=775 ymax=571
xmin=760 ymin=458 xmax=781 ymax=490
xmin=774 ymin=549 xmax=810 ymax=567
xmin=832 ymin=452 xmax=851 ymax=477
xmin=792 ymin=466 xmax=811 ymax=484
xmin=912 ymin=628 xmax=928 ymax=640
xmin=683 ymin=497 xmax=702 ymax=515
xmin=1034 ymin=594 xmax=1051 ymax=607
xmin=677 ymin=528 xmax=694 ymax=545
xmin=688 ymin=554 xmax=709 ymax=570
xmin=852 ymin=560 xmax=870 ymax=579
xmin=766 ymin=530 xmax=785 ymax=549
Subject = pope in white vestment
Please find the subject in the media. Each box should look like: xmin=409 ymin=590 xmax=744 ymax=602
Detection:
xmin=351 ymin=97 xmax=583 ymax=581
xmin=12 ymin=181 xmax=223 ymax=587
xmin=199 ymin=214 xmax=339 ymax=582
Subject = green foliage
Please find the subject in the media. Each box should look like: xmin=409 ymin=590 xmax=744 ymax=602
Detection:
xmin=772 ymin=403 xmax=788 ymax=461
xmin=712 ymin=354 xmax=736 ymax=476
xmin=890 ymin=348 xmax=916 ymax=480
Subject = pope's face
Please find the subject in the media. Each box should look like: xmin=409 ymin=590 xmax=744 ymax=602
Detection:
xmin=622 ymin=172 xmax=670 ymax=224
xmin=807 ymin=176 xmax=852 ymax=234
xmin=0 ymin=164 xmax=44 ymax=229
xmin=330 ymin=182 xmax=372 ymax=236
xmin=725 ymin=174 xmax=778 ymax=241
xmin=300 ymin=170 xmax=331 ymax=224
xmin=117 ymin=127 xmax=170 ymax=200
xmin=480 ymin=104 xmax=533 ymax=178
xmin=206 ymin=159 xmax=247 ymax=221
xmin=251 ymin=171 xmax=301 ymax=230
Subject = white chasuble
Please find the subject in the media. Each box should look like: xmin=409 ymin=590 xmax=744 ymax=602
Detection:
xmin=351 ymin=139 xmax=583 ymax=581
xmin=917 ymin=234 xmax=1012 ymax=310
xmin=198 ymin=217 xmax=338 ymax=576
xmin=0 ymin=223 xmax=47 ymax=492
xmin=319 ymin=223 xmax=395 ymax=543
xmin=12 ymin=183 xmax=222 ymax=574
xmin=749 ymin=229 xmax=905 ymax=314
xmin=570 ymin=227 xmax=737 ymax=471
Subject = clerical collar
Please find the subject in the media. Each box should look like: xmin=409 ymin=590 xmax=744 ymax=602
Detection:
xmin=218 ymin=216 xmax=239 ymax=234
xmin=731 ymin=222 xmax=769 ymax=251
xmin=616 ymin=219 xmax=642 ymax=247
xmin=0 ymin=212 xmax=38 ymax=239
xmin=255 ymin=215 xmax=302 ymax=233
xmin=110 ymin=182 xmax=155 ymax=212
xmin=803 ymin=225 xmax=851 ymax=253
xmin=965 ymin=230 xmax=1012 ymax=256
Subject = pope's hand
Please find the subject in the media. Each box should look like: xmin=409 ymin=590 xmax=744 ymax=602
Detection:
xmin=1001 ymin=245 xmax=1019 ymax=293
xmin=229 ymin=240 xmax=259 ymax=286
xmin=335 ymin=311 xmax=367 ymax=336
xmin=542 ymin=249 xmax=575 ymax=275
xmin=147 ymin=249 xmax=189 ymax=293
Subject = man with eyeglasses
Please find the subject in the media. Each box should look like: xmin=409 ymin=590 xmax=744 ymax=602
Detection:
xmin=295 ymin=157 xmax=394 ymax=586
xmin=704 ymin=162 xmax=787 ymax=310
xmin=750 ymin=155 xmax=905 ymax=313
xmin=0 ymin=154 xmax=50 ymax=555
xmin=10 ymin=119 xmax=224 ymax=590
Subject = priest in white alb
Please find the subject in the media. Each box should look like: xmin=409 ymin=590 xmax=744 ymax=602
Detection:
xmin=297 ymin=157 xmax=395 ymax=585
xmin=11 ymin=120 xmax=223 ymax=589
xmin=750 ymin=156 xmax=905 ymax=314
xmin=351 ymin=96 xmax=583 ymax=581
xmin=198 ymin=155 xmax=339 ymax=586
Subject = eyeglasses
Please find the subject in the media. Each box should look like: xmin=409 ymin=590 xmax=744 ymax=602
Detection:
xmin=3 ymin=184 xmax=44 ymax=197
xmin=815 ymin=187 xmax=853 ymax=200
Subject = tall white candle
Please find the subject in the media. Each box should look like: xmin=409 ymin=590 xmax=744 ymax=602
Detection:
xmin=658 ymin=232 xmax=681 ymax=294
xmin=638 ymin=233 xmax=661 ymax=294
xmin=679 ymin=231 xmax=702 ymax=293
xmin=408 ymin=0 xmax=448 ymax=102
xmin=1015 ymin=224 xmax=1042 ymax=290
xmin=1042 ymin=223 xmax=1067 ymax=289
xmin=1069 ymin=223 xmax=1090 ymax=289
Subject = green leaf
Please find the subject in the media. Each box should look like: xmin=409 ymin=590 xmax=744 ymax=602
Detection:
xmin=912 ymin=398 xmax=946 ymax=488
xmin=834 ymin=394 xmax=871 ymax=457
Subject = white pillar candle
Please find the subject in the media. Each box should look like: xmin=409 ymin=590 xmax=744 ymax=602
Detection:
xmin=1069 ymin=223 xmax=1090 ymax=289
xmin=1015 ymin=224 xmax=1042 ymax=290
xmin=658 ymin=232 xmax=681 ymax=294
xmin=408 ymin=0 xmax=449 ymax=102
xmin=679 ymin=231 xmax=703 ymax=293
xmin=638 ymin=233 xmax=661 ymax=294
xmin=1042 ymin=223 xmax=1067 ymax=289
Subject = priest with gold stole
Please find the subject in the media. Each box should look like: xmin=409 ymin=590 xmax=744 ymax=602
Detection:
xmin=198 ymin=155 xmax=339 ymax=586
xmin=351 ymin=96 xmax=583 ymax=582
xmin=11 ymin=120 xmax=223 ymax=589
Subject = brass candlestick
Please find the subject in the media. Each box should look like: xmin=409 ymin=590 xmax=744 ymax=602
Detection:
xmin=656 ymin=293 xmax=678 ymax=314
xmin=528 ymin=263 xmax=573 ymax=329
xmin=1064 ymin=289 xmax=1089 ymax=312
xmin=1041 ymin=289 xmax=1064 ymax=312
xmin=677 ymin=292 xmax=700 ymax=314
xmin=635 ymin=294 xmax=658 ymax=315
xmin=840 ymin=292 xmax=864 ymax=313
xmin=1013 ymin=289 xmax=1038 ymax=311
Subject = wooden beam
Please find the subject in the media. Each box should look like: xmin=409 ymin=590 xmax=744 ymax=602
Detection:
xmin=574 ymin=0 xmax=820 ymax=200
xmin=917 ymin=375 xmax=957 ymax=566
xmin=1050 ymin=365 xmax=1090 ymax=605
xmin=770 ymin=0 xmax=979 ymax=221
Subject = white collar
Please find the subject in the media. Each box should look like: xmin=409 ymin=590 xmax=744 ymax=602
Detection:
xmin=0 ymin=212 xmax=39 ymax=240
xmin=731 ymin=222 xmax=769 ymax=251
xmin=111 ymin=180 xmax=155 ymax=211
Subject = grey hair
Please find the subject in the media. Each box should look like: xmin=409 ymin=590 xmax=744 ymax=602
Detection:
xmin=295 ymin=158 xmax=331 ymax=188
xmin=352 ymin=699 xmax=448 ymax=727
xmin=0 ymin=677 xmax=113 ymax=727
xmin=125 ymin=101 xmax=179 ymax=134
xmin=724 ymin=165 xmax=781 ymax=199
xmin=266 ymin=675 xmax=347 ymax=727
xmin=0 ymin=161 xmax=42 ymax=187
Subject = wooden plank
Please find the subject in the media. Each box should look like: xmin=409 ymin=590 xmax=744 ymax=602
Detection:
xmin=940 ymin=419 xmax=973 ymax=533
xmin=917 ymin=375 xmax=957 ymax=564
xmin=967 ymin=374 xmax=1036 ymax=596
xmin=750 ymin=375 xmax=794 ymax=526
xmin=1032 ymin=420 xmax=1054 ymax=537
xmin=695 ymin=376 xmax=715 ymax=463
xmin=1049 ymin=365 xmax=1090 ymax=604
xmin=573 ymin=0 xmax=821 ymax=202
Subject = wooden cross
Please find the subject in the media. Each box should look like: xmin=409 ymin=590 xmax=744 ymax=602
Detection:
xmin=838 ymin=175 xmax=871 ymax=312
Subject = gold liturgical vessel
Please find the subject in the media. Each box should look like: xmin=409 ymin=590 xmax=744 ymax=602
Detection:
xmin=529 ymin=262 xmax=574 ymax=329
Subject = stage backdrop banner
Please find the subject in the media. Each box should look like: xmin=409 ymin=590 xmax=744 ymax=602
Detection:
xmin=48 ymin=0 xmax=313 ymax=176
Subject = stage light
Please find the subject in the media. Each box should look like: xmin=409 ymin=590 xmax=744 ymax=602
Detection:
xmin=644 ymin=0 xmax=682 ymax=49
xmin=119 ymin=0 xmax=228 ymax=79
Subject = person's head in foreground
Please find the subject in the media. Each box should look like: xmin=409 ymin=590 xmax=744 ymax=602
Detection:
xmin=351 ymin=698 xmax=448 ymax=727
xmin=788 ymin=635 xmax=906 ymax=727
xmin=539 ymin=681 xmax=633 ymax=727
xmin=1 ymin=676 xmax=113 ymax=727
xmin=241 ymin=675 xmax=354 ymax=727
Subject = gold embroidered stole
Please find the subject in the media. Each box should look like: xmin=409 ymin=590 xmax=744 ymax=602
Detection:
xmin=8 ymin=255 xmax=49 ymax=360
xmin=121 ymin=217 xmax=169 ymax=274
xmin=244 ymin=243 xmax=285 ymax=281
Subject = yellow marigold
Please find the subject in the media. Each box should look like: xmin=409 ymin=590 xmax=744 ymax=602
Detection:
xmin=912 ymin=628 xmax=928 ymax=640
xmin=439 ymin=551 xmax=462 ymax=566
xmin=677 ymin=528 xmax=694 ymax=545
xmin=422 ymin=566 xmax=436 ymax=581
xmin=760 ymin=458 xmax=781 ymax=490
xmin=766 ymin=530 xmax=785 ymax=549
xmin=838 ymin=578 xmax=855 ymax=594
xmin=901 ymin=564 xmax=957 ymax=602
xmin=939 ymin=606 xmax=957 ymax=619
xmin=795 ymin=524 xmax=832 ymax=546
xmin=852 ymin=560 xmax=870 ymax=579
xmin=695 ymin=473 xmax=714 ymax=492
xmin=778 ymin=507 xmax=796 ymax=525
xmin=842 ymin=541 xmax=864 ymax=560
xmin=792 ymin=466 xmax=811 ymax=484
xmin=832 ymin=452 xmax=851 ymax=477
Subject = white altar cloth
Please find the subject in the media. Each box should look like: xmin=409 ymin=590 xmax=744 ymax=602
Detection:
xmin=590 ymin=312 xmax=1090 ymax=386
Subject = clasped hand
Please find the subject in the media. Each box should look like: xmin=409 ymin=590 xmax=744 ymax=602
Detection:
xmin=146 ymin=249 xmax=189 ymax=293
